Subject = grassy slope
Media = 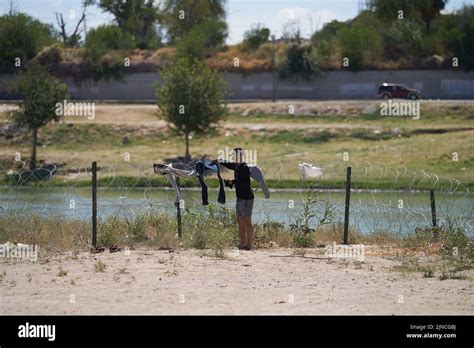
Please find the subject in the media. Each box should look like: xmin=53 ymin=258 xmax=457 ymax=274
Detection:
xmin=0 ymin=102 xmax=473 ymax=189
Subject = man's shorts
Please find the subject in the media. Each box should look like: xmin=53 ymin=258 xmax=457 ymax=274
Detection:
xmin=236 ymin=198 xmax=254 ymax=217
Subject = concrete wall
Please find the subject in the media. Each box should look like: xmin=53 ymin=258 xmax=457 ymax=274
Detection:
xmin=1 ymin=70 xmax=473 ymax=100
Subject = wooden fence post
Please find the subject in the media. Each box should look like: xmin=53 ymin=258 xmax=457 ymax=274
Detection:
xmin=343 ymin=166 xmax=352 ymax=245
xmin=176 ymin=202 xmax=182 ymax=238
xmin=175 ymin=177 xmax=182 ymax=238
xmin=430 ymin=189 xmax=437 ymax=227
xmin=92 ymin=161 xmax=97 ymax=248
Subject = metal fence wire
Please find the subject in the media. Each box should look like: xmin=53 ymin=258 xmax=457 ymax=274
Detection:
xmin=0 ymin=160 xmax=472 ymax=237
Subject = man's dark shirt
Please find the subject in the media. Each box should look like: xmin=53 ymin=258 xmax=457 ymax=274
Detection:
xmin=220 ymin=162 xmax=254 ymax=200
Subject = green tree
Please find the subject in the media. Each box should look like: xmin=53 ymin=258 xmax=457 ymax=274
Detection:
xmin=418 ymin=0 xmax=448 ymax=32
xmin=0 ymin=12 xmax=57 ymax=72
xmin=82 ymin=24 xmax=134 ymax=80
xmin=242 ymin=24 xmax=270 ymax=50
xmin=437 ymin=5 xmax=474 ymax=68
xmin=368 ymin=0 xmax=448 ymax=32
xmin=368 ymin=0 xmax=416 ymax=22
xmin=91 ymin=0 xmax=162 ymax=48
xmin=161 ymin=0 xmax=226 ymax=42
xmin=83 ymin=24 xmax=134 ymax=61
xmin=278 ymin=43 xmax=320 ymax=80
xmin=124 ymin=0 xmax=162 ymax=48
xmin=311 ymin=20 xmax=346 ymax=43
xmin=156 ymin=58 xmax=227 ymax=160
xmin=384 ymin=20 xmax=423 ymax=58
xmin=9 ymin=63 xmax=69 ymax=170
xmin=176 ymin=19 xmax=228 ymax=60
xmin=338 ymin=25 xmax=383 ymax=70
xmin=311 ymin=20 xmax=347 ymax=58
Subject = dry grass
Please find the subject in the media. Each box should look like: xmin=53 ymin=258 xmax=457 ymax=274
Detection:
xmin=54 ymin=42 xmax=454 ymax=73
xmin=206 ymin=45 xmax=273 ymax=73
xmin=2 ymin=211 xmax=471 ymax=263
xmin=0 ymin=215 xmax=90 ymax=255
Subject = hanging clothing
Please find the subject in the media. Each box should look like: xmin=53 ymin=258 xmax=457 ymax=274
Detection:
xmin=195 ymin=160 xmax=225 ymax=205
xmin=248 ymin=165 xmax=270 ymax=199
xmin=219 ymin=162 xmax=254 ymax=200
xmin=219 ymin=162 xmax=270 ymax=199
xmin=153 ymin=163 xmax=196 ymax=204
xmin=298 ymin=162 xmax=323 ymax=179
xmin=154 ymin=163 xmax=196 ymax=178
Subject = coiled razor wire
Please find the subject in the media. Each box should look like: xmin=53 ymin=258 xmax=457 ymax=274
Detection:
xmin=0 ymin=160 xmax=472 ymax=236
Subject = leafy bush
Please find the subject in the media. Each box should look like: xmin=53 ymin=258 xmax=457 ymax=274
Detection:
xmin=182 ymin=205 xmax=238 ymax=257
xmin=403 ymin=220 xmax=472 ymax=261
xmin=0 ymin=12 xmax=57 ymax=72
xmin=278 ymin=43 xmax=320 ymax=81
xmin=338 ymin=25 xmax=384 ymax=70
xmin=83 ymin=24 xmax=134 ymax=61
xmin=146 ymin=212 xmax=178 ymax=248
xmin=440 ymin=218 xmax=473 ymax=257
xmin=289 ymin=195 xmax=317 ymax=248
xmin=176 ymin=19 xmax=228 ymax=60
xmin=80 ymin=25 xmax=135 ymax=81
xmin=312 ymin=20 xmax=346 ymax=45
xmin=242 ymin=24 xmax=270 ymax=51
xmin=384 ymin=20 xmax=424 ymax=59
xmin=176 ymin=33 xmax=206 ymax=61
xmin=94 ymin=52 xmax=125 ymax=80
xmin=125 ymin=214 xmax=148 ymax=241
xmin=437 ymin=5 xmax=474 ymax=69
xmin=98 ymin=215 xmax=124 ymax=246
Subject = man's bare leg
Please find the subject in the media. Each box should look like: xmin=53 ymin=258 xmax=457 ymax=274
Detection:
xmin=243 ymin=217 xmax=254 ymax=249
xmin=237 ymin=216 xmax=247 ymax=248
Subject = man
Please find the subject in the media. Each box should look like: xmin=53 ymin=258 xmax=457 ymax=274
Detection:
xmin=214 ymin=148 xmax=255 ymax=250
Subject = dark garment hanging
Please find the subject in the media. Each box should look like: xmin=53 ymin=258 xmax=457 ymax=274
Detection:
xmin=219 ymin=161 xmax=254 ymax=200
xmin=195 ymin=160 xmax=226 ymax=205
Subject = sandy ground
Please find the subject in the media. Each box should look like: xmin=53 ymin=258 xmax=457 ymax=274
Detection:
xmin=2 ymin=100 xmax=474 ymax=123
xmin=0 ymin=247 xmax=472 ymax=315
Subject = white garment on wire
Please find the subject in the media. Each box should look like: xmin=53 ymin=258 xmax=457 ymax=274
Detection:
xmin=298 ymin=162 xmax=323 ymax=179
xmin=154 ymin=164 xmax=196 ymax=204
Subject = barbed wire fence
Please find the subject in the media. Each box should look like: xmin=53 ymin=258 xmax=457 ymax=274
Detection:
xmin=0 ymin=160 xmax=473 ymax=244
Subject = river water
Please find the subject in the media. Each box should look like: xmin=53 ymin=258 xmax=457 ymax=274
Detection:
xmin=1 ymin=187 xmax=472 ymax=236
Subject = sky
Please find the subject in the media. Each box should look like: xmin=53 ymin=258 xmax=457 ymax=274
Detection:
xmin=1 ymin=0 xmax=472 ymax=44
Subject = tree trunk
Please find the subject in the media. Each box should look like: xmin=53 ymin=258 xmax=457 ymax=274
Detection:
xmin=184 ymin=131 xmax=190 ymax=162
xmin=31 ymin=127 xmax=37 ymax=170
